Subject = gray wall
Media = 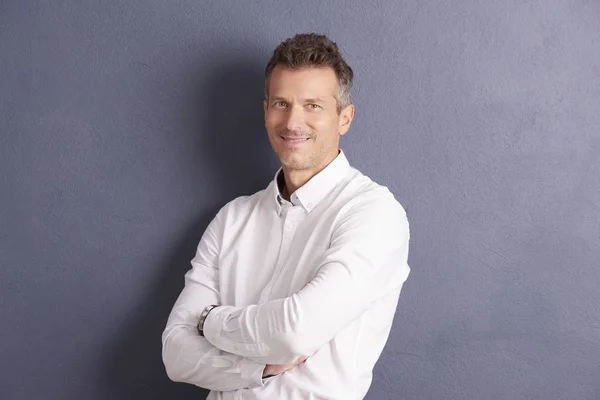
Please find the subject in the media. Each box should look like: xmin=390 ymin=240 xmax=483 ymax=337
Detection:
xmin=1 ymin=1 xmax=599 ymax=399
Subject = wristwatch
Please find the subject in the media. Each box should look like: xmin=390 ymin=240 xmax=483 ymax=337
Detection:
xmin=197 ymin=305 xmax=218 ymax=337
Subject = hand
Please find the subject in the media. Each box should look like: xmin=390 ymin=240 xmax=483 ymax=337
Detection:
xmin=263 ymin=356 xmax=308 ymax=377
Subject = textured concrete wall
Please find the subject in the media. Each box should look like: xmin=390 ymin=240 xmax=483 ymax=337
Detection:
xmin=1 ymin=1 xmax=599 ymax=399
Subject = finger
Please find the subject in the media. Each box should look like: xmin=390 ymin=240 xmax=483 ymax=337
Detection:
xmin=295 ymin=356 xmax=308 ymax=365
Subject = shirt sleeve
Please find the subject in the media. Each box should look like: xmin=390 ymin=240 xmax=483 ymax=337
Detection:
xmin=161 ymin=206 xmax=268 ymax=391
xmin=202 ymin=194 xmax=410 ymax=365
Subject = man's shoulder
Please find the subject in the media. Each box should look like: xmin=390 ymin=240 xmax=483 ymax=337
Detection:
xmin=344 ymin=168 xmax=406 ymax=216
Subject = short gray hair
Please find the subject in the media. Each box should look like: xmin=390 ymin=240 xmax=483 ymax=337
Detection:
xmin=265 ymin=33 xmax=354 ymax=113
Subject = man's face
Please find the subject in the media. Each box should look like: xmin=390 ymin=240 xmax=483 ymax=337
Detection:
xmin=264 ymin=66 xmax=354 ymax=173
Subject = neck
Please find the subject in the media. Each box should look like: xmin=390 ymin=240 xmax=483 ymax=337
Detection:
xmin=281 ymin=151 xmax=339 ymax=201
xmin=281 ymin=169 xmax=314 ymax=200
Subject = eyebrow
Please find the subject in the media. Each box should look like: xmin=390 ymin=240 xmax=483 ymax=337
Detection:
xmin=304 ymin=98 xmax=326 ymax=104
xmin=269 ymin=96 xmax=328 ymax=103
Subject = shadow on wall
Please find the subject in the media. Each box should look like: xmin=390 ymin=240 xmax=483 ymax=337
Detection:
xmin=102 ymin=52 xmax=277 ymax=399
xmin=202 ymin=58 xmax=280 ymax=198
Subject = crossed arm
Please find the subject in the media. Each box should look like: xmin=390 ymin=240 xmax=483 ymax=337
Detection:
xmin=162 ymin=195 xmax=410 ymax=391
xmin=162 ymin=207 xmax=268 ymax=391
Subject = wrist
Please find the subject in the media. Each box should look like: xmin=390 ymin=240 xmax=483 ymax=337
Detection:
xmin=197 ymin=305 xmax=218 ymax=336
xmin=262 ymin=365 xmax=276 ymax=378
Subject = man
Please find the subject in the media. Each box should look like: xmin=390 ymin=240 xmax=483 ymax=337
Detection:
xmin=162 ymin=33 xmax=410 ymax=400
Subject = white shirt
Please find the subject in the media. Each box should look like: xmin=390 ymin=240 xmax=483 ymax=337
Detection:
xmin=162 ymin=150 xmax=410 ymax=400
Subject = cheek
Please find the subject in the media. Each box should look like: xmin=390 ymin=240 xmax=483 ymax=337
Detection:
xmin=306 ymin=114 xmax=333 ymax=131
xmin=265 ymin=116 xmax=281 ymax=133
xmin=310 ymin=115 xmax=339 ymax=137
xmin=267 ymin=111 xmax=290 ymax=128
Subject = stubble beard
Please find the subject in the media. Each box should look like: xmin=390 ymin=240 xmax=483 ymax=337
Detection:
xmin=280 ymin=153 xmax=317 ymax=171
xmin=275 ymin=129 xmax=321 ymax=171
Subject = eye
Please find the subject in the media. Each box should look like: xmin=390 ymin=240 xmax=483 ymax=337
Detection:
xmin=274 ymin=101 xmax=288 ymax=108
xmin=307 ymin=103 xmax=321 ymax=110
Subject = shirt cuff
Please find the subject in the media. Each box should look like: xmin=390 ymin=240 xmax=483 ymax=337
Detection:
xmin=203 ymin=305 xmax=270 ymax=359
xmin=239 ymin=358 xmax=269 ymax=388
xmin=202 ymin=305 xmax=236 ymax=346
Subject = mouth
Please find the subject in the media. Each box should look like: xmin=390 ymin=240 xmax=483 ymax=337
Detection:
xmin=281 ymin=136 xmax=310 ymax=143
xmin=280 ymin=136 xmax=310 ymax=149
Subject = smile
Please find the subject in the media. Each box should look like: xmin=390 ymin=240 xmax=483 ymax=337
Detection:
xmin=281 ymin=137 xmax=310 ymax=142
xmin=280 ymin=136 xmax=310 ymax=149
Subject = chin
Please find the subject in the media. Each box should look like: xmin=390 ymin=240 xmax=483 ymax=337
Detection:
xmin=279 ymin=154 xmax=311 ymax=170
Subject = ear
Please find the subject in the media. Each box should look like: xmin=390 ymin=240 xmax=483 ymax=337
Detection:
xmin=338 ymin=104 xmax=355 ymax=136
xmin=263 ymin=99 xmax=268 ymax=123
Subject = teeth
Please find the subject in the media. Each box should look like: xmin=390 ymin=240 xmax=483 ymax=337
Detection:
xmin=284 ymin=138 xmax=308 ymax=142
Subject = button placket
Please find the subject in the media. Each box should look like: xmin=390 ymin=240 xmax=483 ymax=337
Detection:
xmin=257 ymin=205 xmax=289 ymax=303
xmin=258 ymin=205 xmax=302 ymax=303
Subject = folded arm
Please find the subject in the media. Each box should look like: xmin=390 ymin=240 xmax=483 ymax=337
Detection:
xmin=203 ymin=195 xmax=410 ymax=365
xmin=162 ymin=207 xmax=267 ymax=391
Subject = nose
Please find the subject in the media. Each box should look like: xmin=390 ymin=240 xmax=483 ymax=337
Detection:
xmin=285 ymin=105 xmax=304 ymax=131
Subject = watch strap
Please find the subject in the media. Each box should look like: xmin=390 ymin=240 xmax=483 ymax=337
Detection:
xmin=197 ymin=305 xmax=218 ymax=336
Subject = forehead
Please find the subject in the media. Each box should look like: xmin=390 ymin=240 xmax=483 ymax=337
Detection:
xmin=268 ymin=66 xmax=338 ymax=101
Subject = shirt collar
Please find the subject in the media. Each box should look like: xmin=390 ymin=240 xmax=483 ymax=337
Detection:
xmin=272 ymin=150 xmax=351 ymax=215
